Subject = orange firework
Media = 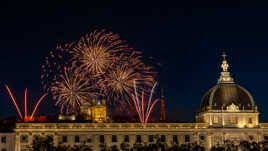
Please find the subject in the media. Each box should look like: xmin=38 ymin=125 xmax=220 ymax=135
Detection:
xmin=41 ymin=46 xmax=73 ymax=93
xmin=51 ymin=67 xmax=96 ymax=114
xmin=101 ymin=51 xmax=155 ymax=102
xmin=42 ymin=29 xmax=157 ymax=114
xmin=70 ymin=29 xmax=129 ymax=74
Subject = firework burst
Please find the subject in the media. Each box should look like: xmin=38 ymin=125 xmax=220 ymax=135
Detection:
xmin=101 ymin=51 xmax=155 ymax=102
xmin=42 ymin=29 xmax=157 ymax=114
xmin=51 ymin=67 xmax=96 ymax=114
xmin=70 ymin=29 xmax=129 ymax=74
xmin=131 ymin=81 xmax=159 ymax=123
xmin=41 ymin=46 xmax=73 ymax=92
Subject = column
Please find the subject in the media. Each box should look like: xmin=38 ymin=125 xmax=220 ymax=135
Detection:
xmin=53 ymin=133 xmax=59 ymax=147
xmin=15 ymin=134 xmax=20 ymax=151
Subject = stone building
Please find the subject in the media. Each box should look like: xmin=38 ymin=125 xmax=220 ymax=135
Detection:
xmin=79 ymin=99 xmax=107 ymax=122
xmin=0 ymin=125 xmax=15 ymax=151
xmin=12 ymin=54 xmax=268 ymax=150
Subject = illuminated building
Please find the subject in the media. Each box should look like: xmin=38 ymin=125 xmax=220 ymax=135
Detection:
xmin=196 ymin=52 xmax=259 ymax=129
xmin=0 ymin=125 xmax=14 ymax=151
xmin=79 ymin=99 xmax=107 ymax=122
xmin=11 ymin=54 xmax=268 ymax=150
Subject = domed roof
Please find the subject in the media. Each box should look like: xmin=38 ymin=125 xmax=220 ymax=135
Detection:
xmin=200 ymin=53 xmax=255 ymax=111
xmin=200 ymin=83 xmax=255 ymax=111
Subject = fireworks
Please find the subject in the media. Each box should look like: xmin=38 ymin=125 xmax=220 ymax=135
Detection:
xmin=42 ymin=29 xmax=156 ymax=114
xmin=5 ymin=85 xmax=47 ymax=121
xmin=131 ymin=81 xmax=159 ymax=123
xmin=70 ymin=29 xmax=129 ymax=74
xmin=51 ymin=67 xmax=95 ymax=114
xmin=41 ymin=46 xmax=73 ymax=92
xmin=101 ymin=52 xmax=155 ymax=102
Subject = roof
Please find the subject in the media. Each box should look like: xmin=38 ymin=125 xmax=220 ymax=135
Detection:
xmin=200 ymin=83 xmax=255 ymax=111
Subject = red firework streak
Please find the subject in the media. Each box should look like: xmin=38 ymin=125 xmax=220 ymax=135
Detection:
xmin=131 ymin=81 xmax=159 ymax=123
xmin=5 ymin=85 xmax=47 ymax=121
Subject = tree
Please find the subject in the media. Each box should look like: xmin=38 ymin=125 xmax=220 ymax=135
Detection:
xmin=120 ymin=142 xmax=131 ymax=151
xmin=28 ymin=136 xmax=55 ymax=151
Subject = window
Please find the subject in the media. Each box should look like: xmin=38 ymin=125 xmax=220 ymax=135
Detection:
xmin=184 ymin=135 xmax=190 ymax=142
xmin=100 ymin=135 xmax=105 ymax=143
xmin=20 ymin=135 xmax=28 ymax=143
xmin=264 ymin=136 xmax=268 ymax=141
xmin=87 ymin=138 xmax=92 ymax=143
xmin=248 ymin=118 xmax=252 ymax=124
xmin=112 ymin=135 xmax=117 ymax=142
xmin=136 ymin=135 xmax=142 ymax=143
xmin=62 ymin=136 xmax=67 ymax=143
xmin=149 ymin=135 xmax=154 ymax=142
xmin=124 ymin=135 xmax=129 ymax=142
xmin=173 ymin=135 xmax=178 ymax=143
xmin=230 ymin=116 xmax=237 ymax=124
xmin=75 ymin=135 xmax=80 ymax=143
xmin=160 ymin=135 xmax=166 ymax=142
xmin=49 ymin=136 xmax=54 ymax=142
xmin=33 ymin=135 xmax=39 ymax=141
xmin=1 ymin=136 xmax=6 ymax=143
xmin=214 ymin=116 xmax=218 ymax=124
xmin=200 ymin=135 xmax=205 ymax=141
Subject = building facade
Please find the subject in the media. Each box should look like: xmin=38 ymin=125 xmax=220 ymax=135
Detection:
xmin=0 ymin=125 xmax=15 ymax=151
xmin=11 ymin=54 xmax=268 ymax=150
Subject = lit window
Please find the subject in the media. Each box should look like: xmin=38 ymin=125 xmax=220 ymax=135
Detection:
xmin=248 ymin=118 xmax=252 ymax=124
xmin=230 ymin=116 xmax=237 ymax=124
xmin=1 ymin=136 xmax=6 ymax=143
xmin=112 ymin=135 xmax=117 ymax=142
xmin=214 ymin=116 xmax=219 ymax=124
xmin=75 ymin=135 xmax=80 ymax=143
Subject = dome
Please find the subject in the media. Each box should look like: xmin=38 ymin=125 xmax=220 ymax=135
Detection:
xmin=200 ymin=53 xmax=255 ymax=111
xmin=200 ymin=83 xmax=255 ymax=111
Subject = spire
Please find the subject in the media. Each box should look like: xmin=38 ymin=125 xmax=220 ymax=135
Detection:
xmin=160 ymin=88 xmax=166 ymax=121
xmin=221 ymin=52 xmax=229 ymax=72
xmin=217 ymin=52 xmax=234 ymax=84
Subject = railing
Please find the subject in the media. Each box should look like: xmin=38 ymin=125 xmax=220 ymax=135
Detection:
xmin=15 ymin=123 xmax=209 ymax=130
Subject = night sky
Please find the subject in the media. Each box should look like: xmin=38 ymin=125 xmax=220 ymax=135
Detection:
xmin=1 ymin=2 xmax=268 ymax=122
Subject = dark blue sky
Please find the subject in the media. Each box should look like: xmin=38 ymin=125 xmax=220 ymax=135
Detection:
xmin=1 ymin=2 xmax=268 ymax=122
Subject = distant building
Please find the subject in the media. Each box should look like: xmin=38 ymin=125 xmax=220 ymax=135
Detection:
xmin=79 ymin=99 xmax=107 ymax=122
xmin=0 ymin=125 xmax=15 ymax=151
xmin=11 ymin=54 xmax=268 ymax=150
